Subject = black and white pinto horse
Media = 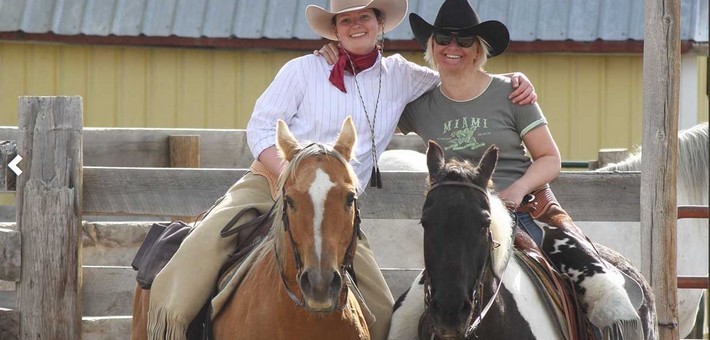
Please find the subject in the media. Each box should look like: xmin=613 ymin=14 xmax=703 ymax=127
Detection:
xmin=598 ymin=122 xmax=709 ymax=338
xmin=389 ymin=142 xmax=656 ymax=340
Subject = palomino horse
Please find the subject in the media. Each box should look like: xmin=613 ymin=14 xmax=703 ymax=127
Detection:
xmin=389 ymin=142 xmax=656 ymax=340
xmin=132 ymin=117 xmax=369 ymax=339
xmin=598 ymin=122 xmax=709 ymax=338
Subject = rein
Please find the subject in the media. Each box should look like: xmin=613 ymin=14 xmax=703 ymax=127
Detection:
xmin=423 ymin=180 xmax=503 ymax=337
xmin=274 ymin=157 xmax=362 ymax=311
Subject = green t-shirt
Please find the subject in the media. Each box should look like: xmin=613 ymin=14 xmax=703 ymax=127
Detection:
xmin=399 ymin=75 xmax=547 ymax=190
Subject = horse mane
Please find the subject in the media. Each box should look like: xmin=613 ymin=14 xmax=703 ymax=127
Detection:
xmin=228 ymin=142 xmax=360 ymax=287
xmin=432 ymin=158 xmax=514 ymax=278
xmin=488 ymin=194 xmax=514 ymax=277
xmin=599 ymin=122 xmax=709 ymax=205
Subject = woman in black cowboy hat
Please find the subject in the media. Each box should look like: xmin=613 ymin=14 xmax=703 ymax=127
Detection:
xmin=143 ymin=1 xmax=531 ymax=340
xmin=396 ymin=0 xmax=644 ymax=338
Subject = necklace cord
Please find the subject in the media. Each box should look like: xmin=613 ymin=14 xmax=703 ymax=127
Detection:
xmin=345 ymin=49 xmax=383 ymax=188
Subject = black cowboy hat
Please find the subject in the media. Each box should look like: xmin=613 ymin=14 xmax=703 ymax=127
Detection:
xmin=409 ymin=0 xmax=510 ymax=57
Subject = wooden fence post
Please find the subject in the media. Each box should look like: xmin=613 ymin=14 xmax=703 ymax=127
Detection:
xmin=15 ymin=96 xmax=83 ymax=339
xmin=642 ymin=0 xmax=680 ymax=337
xmin=0 ymin=308 xmax=19 ymax=339
xmin=169 ymin=135 xmax=200 ymax=168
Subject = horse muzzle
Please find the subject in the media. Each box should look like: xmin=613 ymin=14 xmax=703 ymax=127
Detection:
xmin=426 ymin=301 xmax=471 ymax=339
xmin=431 ymin=324 xmax=466 ymax=339
xmin=298 ymin=268 xmax=343 ymax=312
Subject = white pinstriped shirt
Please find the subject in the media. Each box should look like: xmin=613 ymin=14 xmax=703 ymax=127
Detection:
xmin=247 ymin=53 xmax=439 ymax=192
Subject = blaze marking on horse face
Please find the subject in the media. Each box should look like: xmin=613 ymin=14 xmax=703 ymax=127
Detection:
xmin=309 ymin=168 xmax=336 ymax=261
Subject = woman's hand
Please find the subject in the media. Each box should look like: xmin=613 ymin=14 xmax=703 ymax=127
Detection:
xmin=508 ymin=72 xmax=537 ymax=105
xmin=313 ymin=42 xmax=340 ymax=65
xmin=499 ymin=184 xmax=527 ymax=209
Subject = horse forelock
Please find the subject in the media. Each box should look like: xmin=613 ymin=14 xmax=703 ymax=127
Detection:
xmin=429 ymin=158 xmax=487 ymax=188
xmin=278 ymin=143 xmax=360 ymax=195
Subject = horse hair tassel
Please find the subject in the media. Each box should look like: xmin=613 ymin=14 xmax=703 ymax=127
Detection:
xmin=369 ymin=166 xmax=383 ymax=188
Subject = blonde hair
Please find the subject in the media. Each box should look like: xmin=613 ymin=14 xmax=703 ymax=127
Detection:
xmin=423 ymin=35 xmax=491 ymax=72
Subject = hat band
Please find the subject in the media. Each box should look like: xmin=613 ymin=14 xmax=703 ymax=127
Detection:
xmin=334 ymin=4 xmax=368 ymax=13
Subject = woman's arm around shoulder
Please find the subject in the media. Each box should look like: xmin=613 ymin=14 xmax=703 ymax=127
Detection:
xmin=499 ymin=72 xmax=537 ymax=105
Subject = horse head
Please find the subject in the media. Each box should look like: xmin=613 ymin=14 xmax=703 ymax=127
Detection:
xmin=421 ymin=141 xmax=512 ymax=339
xmin=274 ymin=117 xmax=360 ymax=312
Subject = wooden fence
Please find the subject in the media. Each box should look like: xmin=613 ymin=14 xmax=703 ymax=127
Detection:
xmin=0 ymin=96 xmax=706 ymax=338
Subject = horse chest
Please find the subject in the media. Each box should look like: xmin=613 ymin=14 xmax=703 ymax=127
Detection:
xmin=215 ymin=264 xmax=369 ymax=340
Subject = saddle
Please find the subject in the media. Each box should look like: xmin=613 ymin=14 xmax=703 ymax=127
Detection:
xmin=515 ymin=185 xmax=558 ymax=219
xmin=130 ymin=205 xmax=277 ymax=340
xmin=132 ymin=220 xmax=192 ymax=289
xmin=516 ymin=187 xmax=645 ymax=312
xmin=513 ymin=214 xmax=645 ymax=340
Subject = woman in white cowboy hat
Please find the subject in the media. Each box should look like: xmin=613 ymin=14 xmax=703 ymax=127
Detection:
xmin=141 ymin=1 xmax=491 ymax=340
xmin=397 ymin=0 xmax=645 ymax=338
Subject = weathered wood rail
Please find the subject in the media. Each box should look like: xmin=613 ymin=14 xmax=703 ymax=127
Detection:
xmin=0 ymin=96 xmax=705 ymax=339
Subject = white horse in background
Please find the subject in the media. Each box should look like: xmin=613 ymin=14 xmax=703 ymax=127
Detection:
xmin=599 ymin=122 xmax=709 ymax=338
xmin=379 ymin=149 xmax=427 ymax=171
xmin=380 ymin=122 xmax=709 ymax=338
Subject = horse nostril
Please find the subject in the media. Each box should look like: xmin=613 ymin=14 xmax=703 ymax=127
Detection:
xmin=462 ymin=299 xmax=471 ymax=313
xmin=299 ymin=271 xmax=313 ymax=294
xmin=329 ymin=270 xmax=342 ymax=293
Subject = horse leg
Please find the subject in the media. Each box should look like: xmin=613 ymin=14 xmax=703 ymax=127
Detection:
xmin=131 ymin=284 xmax=151 ymax=340
xmin=389 ymin=271 xmax=426 ymax=340
xmin=534 ymin=207 xmax=644 ymax=338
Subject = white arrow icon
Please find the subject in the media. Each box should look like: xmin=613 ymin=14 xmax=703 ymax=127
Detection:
xmin=9 ymin=155 xmax=22 ymax=176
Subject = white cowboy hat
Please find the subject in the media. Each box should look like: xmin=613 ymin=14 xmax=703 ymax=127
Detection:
xmin=306 ymin=0 xmax=408 ymax=41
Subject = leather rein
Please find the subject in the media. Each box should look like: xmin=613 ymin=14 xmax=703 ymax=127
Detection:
xmin=274 ymin=170 xmax=362 ymax=311
xmin=422 ymin=180 xmax=504 ymax=338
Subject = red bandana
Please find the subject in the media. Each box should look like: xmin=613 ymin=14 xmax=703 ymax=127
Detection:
xmin=329 ymin=47 xmax=379 ymax=93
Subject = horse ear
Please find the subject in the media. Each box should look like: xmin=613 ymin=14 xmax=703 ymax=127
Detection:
xmin=333 ymin=116 xmax=357 ymax=161
xmin=276 ymin=119 xmax=301 ymax=161
xmin=478 ymin=145 xmax=499 ymax=182
xmin=426 ymin=140 xmax=445 ymax=179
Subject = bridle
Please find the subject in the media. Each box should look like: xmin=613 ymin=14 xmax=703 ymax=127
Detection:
xmin=422 ymin=180 xmax=503 ymax=338
xmin=274 ymin=151 xmax=362 ymax=311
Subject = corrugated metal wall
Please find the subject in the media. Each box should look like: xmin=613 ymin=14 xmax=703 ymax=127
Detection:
xmin=0 ymin=41 xmax=707 ymax=162
xmin=1 ymin=0 xmax=706 ymax=42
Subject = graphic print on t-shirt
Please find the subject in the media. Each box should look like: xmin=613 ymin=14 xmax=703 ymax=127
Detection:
xmin=441 ymin=116 xmax=487 ymax=151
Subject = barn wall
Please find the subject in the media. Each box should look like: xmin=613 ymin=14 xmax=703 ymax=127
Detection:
xmin=1 ymin=41 xmax=707 ymax=163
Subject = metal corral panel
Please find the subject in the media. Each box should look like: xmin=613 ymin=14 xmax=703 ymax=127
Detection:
xmin=0 ymin=0 xmax=706 ymax=42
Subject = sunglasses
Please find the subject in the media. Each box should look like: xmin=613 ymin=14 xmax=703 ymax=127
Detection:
xmin=433 ymin=32 xmax=476 ymax=48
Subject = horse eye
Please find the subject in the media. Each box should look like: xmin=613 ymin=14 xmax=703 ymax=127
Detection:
xmin=284 ymin=196 xmax=295 ymax=209
xmin=345 ymin=193 xmax=356 ymax=207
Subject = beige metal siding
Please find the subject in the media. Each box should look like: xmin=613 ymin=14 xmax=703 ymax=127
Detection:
xmin=1 ymin=41 xmax=707 ymax=163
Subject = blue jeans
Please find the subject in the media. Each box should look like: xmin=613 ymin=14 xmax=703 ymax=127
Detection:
xmin=515 ymin=211 xmax=543 ymax=246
